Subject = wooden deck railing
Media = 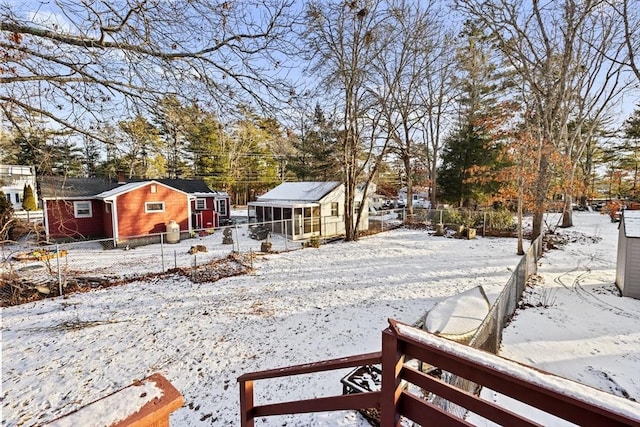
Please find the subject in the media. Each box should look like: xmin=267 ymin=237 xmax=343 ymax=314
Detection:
xmin=238 ymin=319 xmax=640 ymax=427
xmin=238 ymin=351 xmax=382 ymax=426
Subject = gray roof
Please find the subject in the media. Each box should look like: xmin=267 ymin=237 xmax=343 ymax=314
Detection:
xmin=39 ymin=177 xmax=119 ymax=199
xmin=40 ymin=177 xmax=224 ymax=199
xmin=144 ymin=179 xmax=214 ymax=194
xmin=96 ymin=181 xmax=157 ymax=199
xmin=623 ymin=210 xmax=640 ymax=238
xmin=257 ymin=181 xmax=341 ymax=202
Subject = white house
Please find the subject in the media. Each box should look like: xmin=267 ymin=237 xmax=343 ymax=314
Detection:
xmin=247 ymin=181 xmax=369 ymax=241
xmin=616 ymin=209 xmax=640 ymax=299
xmin=0 ymin=164 xmax=38 ymax=210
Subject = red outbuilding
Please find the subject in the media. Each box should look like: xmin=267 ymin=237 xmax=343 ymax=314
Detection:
xmin=40 ymin=177 xmax=230 ymax=246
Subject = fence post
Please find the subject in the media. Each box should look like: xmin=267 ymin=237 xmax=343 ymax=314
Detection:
xmin=234 ymin=224 xmax=240 ymax=253
xmin=484 ymin=212 xmax=487 ymax=237
xmin=160 ymin=233 xmax=165 ymax=272
xmin=284 ymin=220 xmax=288 ymax=251
xmin=192 ymin=254 xmax=197 ymax=282
xmin=56 ymin=244 xmax=63 ymax=297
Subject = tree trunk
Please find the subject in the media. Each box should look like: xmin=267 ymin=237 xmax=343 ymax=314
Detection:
xmin=561 ymin=195 xmax=573 ymax=228
xmin=430 ymin=164 xmax=438 ymax=208
xmin=344 ymin=178 xmax=356 ymax=241
xmin=404 ymin=153 xmax=413 ymax=221
xmin=517 ymin=174 xmax=524 ymax=255
xmin=531 ymin=154 xmax=550 ymax=242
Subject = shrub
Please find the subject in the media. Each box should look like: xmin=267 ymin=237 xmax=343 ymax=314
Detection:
xmin=307 ymin=235 xmax=321 ymax=248
xmin=22 ymin=184 xmax=37 ymax=211
xmin=485 ymin=208 xmax=515 ymax=230
xmin=442 ymin=208 xmax=463 ymax=225
xmin=0 ymin=191 xmax=14 ymax=241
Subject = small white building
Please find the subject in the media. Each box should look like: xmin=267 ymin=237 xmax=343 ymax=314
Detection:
xmin=0 ymin=164 xmax=38 ymax=210
xmin=615 ymin=209 xmax=640 ymax=299
xmin=248 ymin=181 xmax=369 ymax=241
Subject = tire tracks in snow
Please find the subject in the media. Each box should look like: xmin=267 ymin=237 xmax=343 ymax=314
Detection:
xmin=553 ymin=253 xmax=639 ymax=320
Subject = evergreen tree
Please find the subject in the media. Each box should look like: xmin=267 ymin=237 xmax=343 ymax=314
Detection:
xmin=46 ymin=139 xmax=84 ymax=176
xmin=185 ymin=108 xmax=230 ymax=190
xmin=0 ymin=191 xmax=13 ymax=241
xmin=13 ymin=132 xmax=83 ymax=176
xmin=154 ymin=95 xmax=191 ymax=179
xmin=81 ymin=137 xmax=101 ymax=178
xmin=622 ymin=107 xmax=640 ymax=198
xmin=22 ymin=185 xmax=37 ymax=211
xmin=438 ymin=23 xmax=511 ymax=208
xmin=288 ymin=105 xmax=341 ymax=181
xmin=119 ymin=116 xmax=163 ymax=178
xmin=14 ymin=133 xmax=46 ymax=174
xmin=227 ymin=111 xmax=280 ymax=204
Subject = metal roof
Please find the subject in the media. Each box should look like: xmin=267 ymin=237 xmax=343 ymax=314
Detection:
xmin=256 ymin=181 xmax=341 ymax=202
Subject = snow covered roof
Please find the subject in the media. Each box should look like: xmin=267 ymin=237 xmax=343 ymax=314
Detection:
xmin=249 ymin=200 xmax=318 ymax=208
xmin=256 ymin=182 xmax=341 ymax=202
xmin=622 ymin=210 xmax=640 ymax=238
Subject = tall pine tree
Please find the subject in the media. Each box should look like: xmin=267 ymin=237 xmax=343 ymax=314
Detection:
xmin=438 ymin=23 xmax=512 ymax=208
xmin=622 ymin=107 xmax=640 ymax=199
xmin=287 ymin=104 xmax=341 ymax=181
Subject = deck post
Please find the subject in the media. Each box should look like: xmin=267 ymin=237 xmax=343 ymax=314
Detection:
xmin=380 ymin=326 xmax=404 ymax=426
xmin=239 ymin=379 xmax=255 ymax=427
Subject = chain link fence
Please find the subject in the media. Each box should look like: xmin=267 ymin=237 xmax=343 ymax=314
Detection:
xmin=407 ymin=207 xmax=518 ymax=237
xmin=2 ymin=208 xmax=518 ymax=309
xmin=1 ymin=221 xmax=286 ymax=306
xmin=428 ymin=235 xmax=543 ymax=419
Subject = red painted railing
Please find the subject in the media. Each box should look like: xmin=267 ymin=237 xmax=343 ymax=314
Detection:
xmin=238 ymin=352 xmax=382 ymax=426
xmin=46 ymin=373 xmax=183 ymax=427
xmin=238 ymin=319 xmax=640 ymax=427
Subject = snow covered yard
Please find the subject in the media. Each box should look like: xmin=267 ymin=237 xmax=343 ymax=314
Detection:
xmin=493 ymin=212 xmax=640 ymax=421
xmin=1 ymin=212 xmax=639 ymax=426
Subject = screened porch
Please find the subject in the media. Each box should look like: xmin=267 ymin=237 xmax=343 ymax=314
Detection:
xmin=248 ymin=202 xmax=322 ymax=241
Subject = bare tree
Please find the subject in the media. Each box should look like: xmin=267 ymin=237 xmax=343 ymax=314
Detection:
xmin=606 ymin=0 xmax=640 ymax=83
xmin=457 ymin=0 xmax=632 ymax=240
xmin=419 ymin=31 xmax=459 ymax=209
xmin=370 ymin=0 xmax=447 ymax=218
xmin=305 ymin=0 xmax=391 ymax=241
xmin=0 ymin=1 xmax=298 ymax=143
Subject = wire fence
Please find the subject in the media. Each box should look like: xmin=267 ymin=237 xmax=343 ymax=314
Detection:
xmin=2 ymin=207 xmax=517 ymax=308
xmin=1 ymin=221 xmax=284 ymax=305
xmin=428 ymin=234 xmax=543 ymax=419
xmin=406 ymin=207 xmax=518 ymax=237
